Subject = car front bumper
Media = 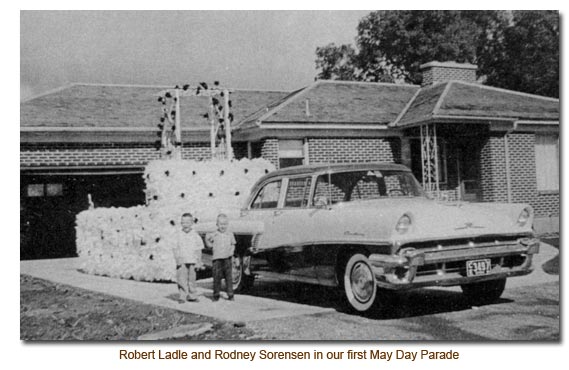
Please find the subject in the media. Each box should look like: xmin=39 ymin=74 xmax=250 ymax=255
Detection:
xmin=368 ymin=237 xmax=541 ymax=290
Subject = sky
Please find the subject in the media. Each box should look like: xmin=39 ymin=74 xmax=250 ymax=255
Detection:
xmin=20 ymin=10 xmax=370 ymax=100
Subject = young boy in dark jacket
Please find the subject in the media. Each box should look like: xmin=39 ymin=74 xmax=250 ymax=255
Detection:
xmin=205 ymin=214 xmax=236 ymax=301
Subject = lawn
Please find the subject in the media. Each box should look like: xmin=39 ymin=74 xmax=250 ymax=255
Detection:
xmin=20 ymin=275 xmax=261 ymax=341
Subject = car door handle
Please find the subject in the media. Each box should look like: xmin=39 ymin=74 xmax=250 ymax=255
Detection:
xmin=273 ymin=210 xmax=283 ymax=216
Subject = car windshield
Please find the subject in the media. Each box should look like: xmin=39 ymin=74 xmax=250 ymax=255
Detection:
xmin=313 ymin=170 xmax=426 ymax=204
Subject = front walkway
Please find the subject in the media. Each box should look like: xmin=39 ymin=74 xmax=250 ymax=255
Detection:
xmin=20 ymin=257 xmax=334 ymax=322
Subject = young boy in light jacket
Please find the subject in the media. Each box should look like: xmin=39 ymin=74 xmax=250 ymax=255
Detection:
xmin=174 ymin=213 xmax=204 ymax=302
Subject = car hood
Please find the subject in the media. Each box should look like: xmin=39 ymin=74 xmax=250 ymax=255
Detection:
xmin=331 ymin=198 xmax=533 ymax=243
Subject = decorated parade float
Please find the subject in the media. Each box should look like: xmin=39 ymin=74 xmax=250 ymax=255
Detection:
xmin=76 ymin=83 xmax=274 ymax=281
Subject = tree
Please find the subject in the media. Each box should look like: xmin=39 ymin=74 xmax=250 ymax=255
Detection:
xmin=356 ymin=11 xmax=496 ymax=84
xmin=315 ymin=43 xmax=358 ymax=81
xmin=316 ymin=11 xmax=507 ymax=84
xmin=315 ymin=10 xmax=558 ymax=98
xmin=478 ymin=11 xmax=559 ymax=98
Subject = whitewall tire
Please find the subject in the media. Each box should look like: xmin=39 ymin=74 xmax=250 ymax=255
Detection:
xmin=343 ymin=254 xmax=377 ymax=312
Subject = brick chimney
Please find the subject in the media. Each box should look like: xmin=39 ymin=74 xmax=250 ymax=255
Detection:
xmin=420 ymin=61 xmax=477 ymax=86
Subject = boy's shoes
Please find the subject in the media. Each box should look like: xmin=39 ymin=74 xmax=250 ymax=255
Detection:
xmin=227 ymin=296 xmax=235 ymax=301
xmin=186 ymin=295 xmax=199 ymax=302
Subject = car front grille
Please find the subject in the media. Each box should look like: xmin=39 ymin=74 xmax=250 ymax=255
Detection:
xmin=401 ymin=235 xmax=524 ymax=251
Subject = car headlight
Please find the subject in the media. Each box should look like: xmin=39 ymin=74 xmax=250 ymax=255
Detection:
xmin=517 ymin=208 xmax=531 ymax=227
xmin=395 ymin=214 xmax=412 ymax=234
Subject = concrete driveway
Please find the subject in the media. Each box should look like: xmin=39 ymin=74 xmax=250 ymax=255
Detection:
xmin=20 ymin=242 xmax=558 ymax=324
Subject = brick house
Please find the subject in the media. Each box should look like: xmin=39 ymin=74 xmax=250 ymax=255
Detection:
xmin=20 ymin=62 xmax=559 ymax=259
xmin=233 ymin=62 xmax=559 ymax=233
xmin=20 ymin=84 xmax=289 ymax=258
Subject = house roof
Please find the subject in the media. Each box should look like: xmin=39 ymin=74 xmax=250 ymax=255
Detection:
xmin=393 ymin=81 xmax=559 ymax=127
xmin=21 ymin=79 xmax=559 ymax=143
xmin=236 ymin=80 xmax=420 ymax=130
xmin=20 ymin=83 xmax=290 ymax=130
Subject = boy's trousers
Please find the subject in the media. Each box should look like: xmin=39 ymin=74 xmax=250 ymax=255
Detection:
xmin=176 ymin=263 xmax=198 ymax=300
xmin=212 ymin=257 xmax=234 ymax=299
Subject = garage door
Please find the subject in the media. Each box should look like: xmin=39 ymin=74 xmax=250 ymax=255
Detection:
xmin=20 ymin=168 xmax=145 ymax=260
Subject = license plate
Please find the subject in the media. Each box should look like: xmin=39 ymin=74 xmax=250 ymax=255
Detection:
xmin=466 ymin=259 xmax=491 ymax=277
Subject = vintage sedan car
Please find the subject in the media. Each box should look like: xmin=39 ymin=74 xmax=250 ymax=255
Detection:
xmin=199 ymin=162 xmax=540 ymax=312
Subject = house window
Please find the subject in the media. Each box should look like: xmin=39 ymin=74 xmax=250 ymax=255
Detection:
xmin=46 ymin=184 xmax=64 ymax=196
xmin=535 ymin=134 xmax=559 ymax=191
xmin=26 ymin=184 xmax=44 ymax=197
xmin=279 ymin=140 xmax=304 ymax=168
xmin=26 ymin=183 xmax=64 ymax=197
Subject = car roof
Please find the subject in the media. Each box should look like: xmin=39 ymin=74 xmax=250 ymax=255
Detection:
xmin=261 ymin=162 xmax=411 ymax=181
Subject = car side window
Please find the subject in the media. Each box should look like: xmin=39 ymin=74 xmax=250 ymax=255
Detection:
xmin=384 ymin=174 xmax=404 ymax=193
xmin=314 ymin=175 xmax=346 ymax=204
xmin=350 ymin=177 xmax=383 ymax=200
xmin=251 ymin=180 xmax=282 ymax=209
xmin=284 ymin=177 xmax=312 ymax=208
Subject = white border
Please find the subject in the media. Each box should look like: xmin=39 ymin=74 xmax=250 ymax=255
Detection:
xmin=8 ymin=4 xmax=567 ymax=370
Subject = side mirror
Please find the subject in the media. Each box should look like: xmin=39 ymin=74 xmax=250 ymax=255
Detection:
xmin=314 ymin=196 xmax=329 ymax=209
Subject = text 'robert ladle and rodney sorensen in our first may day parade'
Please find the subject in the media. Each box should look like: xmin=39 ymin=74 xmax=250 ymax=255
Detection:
xmin=118 ymin=349 xmax=461 ymax=361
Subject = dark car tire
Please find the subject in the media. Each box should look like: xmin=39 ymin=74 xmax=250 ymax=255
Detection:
xmin=232 ymin=255 xmax=255 ymax=293
xmin=461 ymin=278 xmax=506 ymax=305
xmin=343 ymin=254 xmax=378 ymax=312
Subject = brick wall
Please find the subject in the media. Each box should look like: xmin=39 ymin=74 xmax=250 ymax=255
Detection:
xmin=509 ymin=134 xmax=537 ymax=205
xmin=479 ymin=133 xmax=559 ymax=217
xmin=260 ymin=138 xmax=279 ymax=168
xmin=181 ymin=143 xmax=212 ymax=161
xmin=307 ymin=137 xmax=401 ymax=164
xmin=20 ymin=142 xmax=211 ymax=167
xmin=508 ymin=134 xmax=559 ymax=217
xmin=480 ymin=134 xmax=508 ymax=203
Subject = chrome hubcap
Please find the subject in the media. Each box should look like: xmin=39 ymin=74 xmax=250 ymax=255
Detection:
xmin=350 ymin=262 xmax=374 ymax=303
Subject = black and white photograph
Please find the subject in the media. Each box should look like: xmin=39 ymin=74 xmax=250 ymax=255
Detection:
xmin=19 ymin=9 xmax=559 ymax=343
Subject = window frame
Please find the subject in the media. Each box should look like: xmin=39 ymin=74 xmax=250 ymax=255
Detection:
xmin=25 ymin=183 xmax=64 ymax=198
xmin=278 ymin=139 xmax=305 ymax=169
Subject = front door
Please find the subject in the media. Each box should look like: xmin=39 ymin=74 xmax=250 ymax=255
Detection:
xmin=410 ymin=137 xmax=482 ymax=202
